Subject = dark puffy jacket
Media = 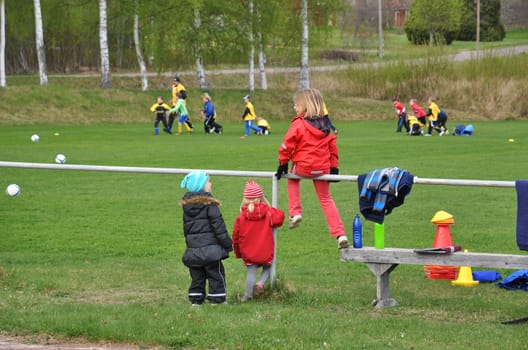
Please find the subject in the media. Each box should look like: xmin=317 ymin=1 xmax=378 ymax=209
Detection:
xmin=179 ymin=192 xmax=232 ymax=267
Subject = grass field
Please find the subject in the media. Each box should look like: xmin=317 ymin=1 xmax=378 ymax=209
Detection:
xmin=1 ymin=120 xmax=528 ymax=349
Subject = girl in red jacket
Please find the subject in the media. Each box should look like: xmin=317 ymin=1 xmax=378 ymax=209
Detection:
xmin=275 ymin=88 xmax=350 ymax=249
xmin=232 ymin=181 xmax=285 ymax=302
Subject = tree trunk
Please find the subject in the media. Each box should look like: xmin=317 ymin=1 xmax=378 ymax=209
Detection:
xmin=258 ymin=32 xmax=267 ymax=90
xmin=34 ymin=0 xmax=48 ymax=85
xmin=377 ymin=0 xmax=383 ymax=58
xmin=248 ymin=0 xmax=255 ymax=92
xmin=148 ymin=16 xmax=154 ymax=65
xmin=18 ymin=44 xmax=30 ymax=73
xmin=193 ymin=7 xmax=208 ymax=89
xmin=256 ymin=3 xmax=267 ymax=90
xmin=99 ymin=0 xmax=111 ymax=89
xmin=476 ymin=0 xmax=480 ymax=51
xmin=299 ymin=0 xmax=309 ymax=90
xmin=0 ymin=0 xmax=5 ymax=87
xmin=134 ymin=1 xmax=148 ymax=91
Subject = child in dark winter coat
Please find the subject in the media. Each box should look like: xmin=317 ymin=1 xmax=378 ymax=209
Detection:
xmin=232 ymin=181 xmax=285 ymax=302
xmin=179 ymin=171 xmax=233 ymax=305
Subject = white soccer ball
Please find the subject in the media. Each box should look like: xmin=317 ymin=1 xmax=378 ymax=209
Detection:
xmin=31 ymin=134 xmax=40 ymax=142
xmin=6 ymin=184 xmax=21 ymax=197
xmin=55 ymin=154 xmax=66 ymax=164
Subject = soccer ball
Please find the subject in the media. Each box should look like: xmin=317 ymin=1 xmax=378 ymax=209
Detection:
xmin=5 ymin=184 xmax=21 ymax=197
xmin=31 ymin=134 xmax=40 ymax=142
xmin=55 ymin=154 xmax=66 ymax=164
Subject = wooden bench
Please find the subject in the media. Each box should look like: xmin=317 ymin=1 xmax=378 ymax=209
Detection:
xmin=339 ymin=247 xmax=528 ymax=308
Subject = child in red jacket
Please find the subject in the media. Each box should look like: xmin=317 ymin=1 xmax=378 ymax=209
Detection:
xmin=393 ymin=97 xmax=408 ymax=133
xmin=232 ymin=181 xmax=285 ymax=302
xmin=275 ymin=88 xmax=350 ymax=249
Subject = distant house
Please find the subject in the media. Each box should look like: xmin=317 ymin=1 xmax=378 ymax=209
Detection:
xmin=390 ymin=0 xmax=410 ymax=27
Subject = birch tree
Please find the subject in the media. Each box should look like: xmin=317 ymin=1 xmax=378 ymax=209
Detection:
xmin=33 ymin=0 xmax=48 ymax=85
xmin=134 ymin=0 xmax=148 ymax=91
xmin=0 ymin=0 xmax=5 ymax=88
xmin=256 ymin=9 xmax=267 ymax=90
xmin=248 ymin=0 xmax=255 ymax=92
xmin=377 ymin=0 xmax=383 ymax=58
xmin=99 ymin=0 xmax=111 ymax=88
xmin=193 ymin=7 xmax=208 ymax=89
xmin=299 ymin=0 xmax=310 ymax=89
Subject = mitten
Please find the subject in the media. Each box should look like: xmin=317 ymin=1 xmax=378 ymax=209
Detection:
xmin=275 ymin=163 xmax=289 ymax=180
xmin=329 ymin=167 xmax=340 ymax=182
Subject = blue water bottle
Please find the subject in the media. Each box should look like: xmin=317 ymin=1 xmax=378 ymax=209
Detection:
xmin=353 ymin=214 xmax=363 ymax=248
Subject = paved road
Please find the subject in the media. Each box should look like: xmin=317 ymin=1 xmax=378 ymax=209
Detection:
xmin=49 ymin=45 xmax=528 ymax=79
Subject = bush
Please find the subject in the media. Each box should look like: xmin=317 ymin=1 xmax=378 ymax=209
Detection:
xmin=404 ymin=0 xmax=462 ymax=45
xmin=457 ymin=0 xmax=506 ymax=42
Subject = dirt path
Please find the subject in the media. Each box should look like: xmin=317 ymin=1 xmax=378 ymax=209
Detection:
xmin=0 ymin=335 xmax=140 ymax=350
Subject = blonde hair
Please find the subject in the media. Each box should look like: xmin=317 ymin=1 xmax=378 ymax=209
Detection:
xmin=202 ymin=92 xmax=211 ymax=101
xmin=240 ymin=196 xmax=270 ymax=213
xmin=293 ymin=88 xmax=324 ymax=118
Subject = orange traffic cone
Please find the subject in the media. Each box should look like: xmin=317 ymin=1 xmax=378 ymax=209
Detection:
xmin=424 ymin=211 xmax=458 ymax=280
xmin=432 ymin=224 xmax=453 ymax=248
xmin=452 ymin=250 xmax=479 ymax=287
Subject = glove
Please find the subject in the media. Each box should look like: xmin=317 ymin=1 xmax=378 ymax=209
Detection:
xmin=275 ymin=163 xmax=289 ymax=180
xmin=329 ymin=167 xmax=340 ymax=183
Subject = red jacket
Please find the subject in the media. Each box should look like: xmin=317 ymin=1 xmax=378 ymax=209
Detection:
xmin=393 ymin=101 xmax=406 ymax=116
xmin=232 ymin=202 xmax=285 ymax=266
xmin=410 ymin=101 xmax=426 ymax=118
xmin=278 ymin=114 xmax=338 ymax=176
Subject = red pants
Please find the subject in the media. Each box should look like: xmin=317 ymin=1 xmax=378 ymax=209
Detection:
xmin=288 ymin=165 xmax=345 ymax=237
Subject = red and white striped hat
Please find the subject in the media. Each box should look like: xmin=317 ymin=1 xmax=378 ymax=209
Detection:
xmin=243 ymin=181 xmax=264 ymax=199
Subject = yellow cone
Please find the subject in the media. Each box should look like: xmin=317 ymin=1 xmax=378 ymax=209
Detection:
xmin=451 ymin=250 xmax=479 ymax=287
xmin=431 ymin=210 xmax=454 ymax=225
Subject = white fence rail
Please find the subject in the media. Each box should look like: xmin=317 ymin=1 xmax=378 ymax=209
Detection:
xmin=0 ymin=161 xmax=517 ymax=283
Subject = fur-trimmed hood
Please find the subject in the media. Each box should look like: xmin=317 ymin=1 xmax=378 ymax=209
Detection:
xmin=179 ymin=192 xmax=221 ymax=207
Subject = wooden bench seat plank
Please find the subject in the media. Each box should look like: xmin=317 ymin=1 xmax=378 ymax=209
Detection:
xmin=339 ymin=247 xmax=528 ymax=308
xmin=340 ymin=247 xmax=528 ymax=270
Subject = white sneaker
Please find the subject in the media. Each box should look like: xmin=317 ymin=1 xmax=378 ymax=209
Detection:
xmin=288 ymin=215 xmax=303 ymax=229
xmin=425 ymin=133 xmax=432 ymax=137
xmin=337 ymin=235 xmax=350 ymax=249
xmin=439 ymin=130 xmax=445 ymax=136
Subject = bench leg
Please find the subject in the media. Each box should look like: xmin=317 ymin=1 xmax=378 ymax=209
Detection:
xmin=365 ymin=263 xmax=399 ymax=308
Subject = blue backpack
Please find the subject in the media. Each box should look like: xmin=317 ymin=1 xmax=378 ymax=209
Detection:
xmin=453 ymin=124 xmax=473 ymax=136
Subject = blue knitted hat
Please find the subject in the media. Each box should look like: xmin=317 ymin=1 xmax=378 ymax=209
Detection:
xmin=181 ymin=171 xmax=209 ymax=192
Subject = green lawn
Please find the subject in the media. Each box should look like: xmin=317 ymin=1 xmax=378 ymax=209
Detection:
xmin=1 ymin=121 xmax=528 ymax=349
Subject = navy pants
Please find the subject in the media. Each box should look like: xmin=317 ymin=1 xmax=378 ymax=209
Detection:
xmin=188 ymin=261 xmax=227 ymax=304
